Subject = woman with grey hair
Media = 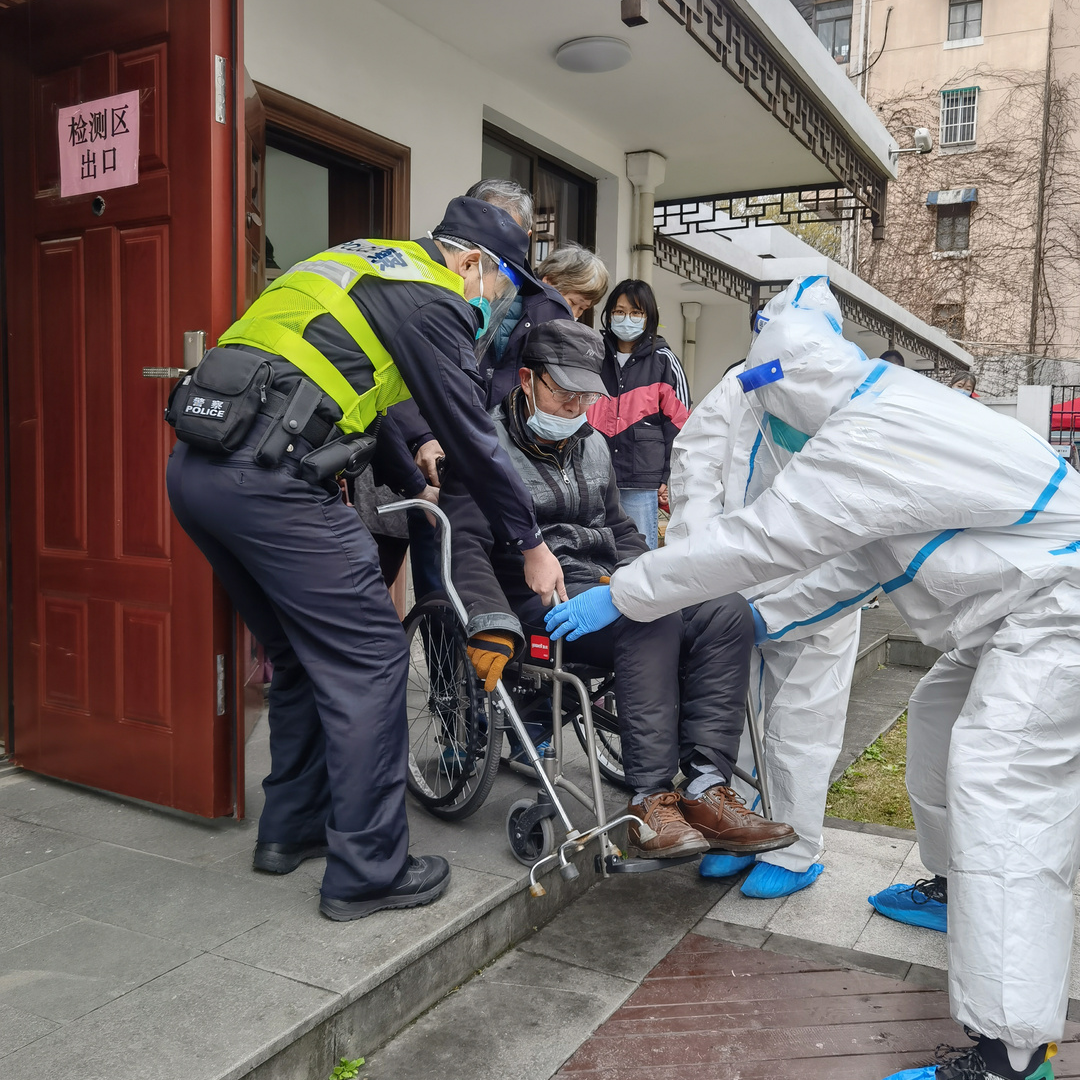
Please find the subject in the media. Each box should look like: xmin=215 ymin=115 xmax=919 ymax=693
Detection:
xmin=538 ymin=242 xmax=610 ymax=320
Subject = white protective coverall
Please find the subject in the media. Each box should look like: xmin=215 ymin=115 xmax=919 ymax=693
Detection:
xmin=610 ymin=276 xmax=1080 ymax=1052
xmin=665 ymin=370 xmax=861 ymax=874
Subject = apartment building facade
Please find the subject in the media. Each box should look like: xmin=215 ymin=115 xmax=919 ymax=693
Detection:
xmin=796 ymin=0 xmax=1080 ymax=393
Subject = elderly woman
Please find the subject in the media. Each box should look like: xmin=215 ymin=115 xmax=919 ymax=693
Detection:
xmin=537 ymin=241 xmax=610 ymax=321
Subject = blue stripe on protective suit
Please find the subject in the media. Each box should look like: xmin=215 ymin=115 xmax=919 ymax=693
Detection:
xmin=1050 ymin=540 xmax=1080 ymax=555
xmin=769 ymin=584 xmax=880 ymax=640
xmin=791 ymin=275 xmax=824 ymax=306
xmin=851 ymin=361 xmax=888 ymax=400
xmin=1013 ymin=457 xmax=1067 ymax=525
xmin=744 ymin=429 xmax=764 ymax=500
xmin=882 ymin=529 xmax=963 ymax=593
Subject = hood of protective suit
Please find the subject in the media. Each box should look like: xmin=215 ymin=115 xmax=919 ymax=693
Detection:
xmin=743 ymin=276 xmax=871 ymax=439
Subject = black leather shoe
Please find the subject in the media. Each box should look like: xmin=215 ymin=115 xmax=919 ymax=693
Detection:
xmin=319 ymin=855 xmax=451 ymax=921
xmin=252 ymin=839 xmax=328 ymax=875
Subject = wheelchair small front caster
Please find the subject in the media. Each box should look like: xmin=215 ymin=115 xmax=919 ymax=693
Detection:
xmin=506 ymin=799 xmax=556 ymax=867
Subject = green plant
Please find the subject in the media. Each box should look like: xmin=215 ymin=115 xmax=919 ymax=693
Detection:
xmin=329 ymin=1056 xmax=365 ymax=1080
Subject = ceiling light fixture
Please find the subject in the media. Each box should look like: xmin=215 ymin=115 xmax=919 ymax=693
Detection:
xmin=555 ymin=36 xmax=632 ymax=74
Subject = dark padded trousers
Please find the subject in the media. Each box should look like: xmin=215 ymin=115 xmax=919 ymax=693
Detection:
xmin=166 ymin=425 xmax=411 ymax=901
xmin=513 ymin=586 xmax=754 ymax=794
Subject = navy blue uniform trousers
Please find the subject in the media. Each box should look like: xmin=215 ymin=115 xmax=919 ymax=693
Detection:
xmin=167 ymin=425 xmax=410 ymax=901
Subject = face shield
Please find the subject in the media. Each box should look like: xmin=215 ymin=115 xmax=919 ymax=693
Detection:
xmin=736 ymin=359 xmax=801 ymax=478
xmin=437 ymin=237 xmax=523 ymax=362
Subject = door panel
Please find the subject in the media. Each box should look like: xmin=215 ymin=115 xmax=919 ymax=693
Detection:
xmin=3 ymin=0 xmax=238 ymax=815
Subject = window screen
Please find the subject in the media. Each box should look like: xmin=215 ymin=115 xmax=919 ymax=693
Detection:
xmin=948 ymin=0 xmax=982 ymax=40
xmin=936 ymin=203 xmax=971 ymax=251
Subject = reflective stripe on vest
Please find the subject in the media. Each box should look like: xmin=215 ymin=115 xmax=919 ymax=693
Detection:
xmin=217 ymin=239 xmax=465 ymax=435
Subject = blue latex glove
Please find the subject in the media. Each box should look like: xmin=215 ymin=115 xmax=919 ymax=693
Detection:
xmin=751 ymin=604 xmax=768 ymax=645
xmin=545 ymin=585 xmax=621 ymax=641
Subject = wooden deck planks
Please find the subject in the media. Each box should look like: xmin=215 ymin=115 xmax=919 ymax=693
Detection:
xmin=557 ymin=934 xmax=1080 ymax=1080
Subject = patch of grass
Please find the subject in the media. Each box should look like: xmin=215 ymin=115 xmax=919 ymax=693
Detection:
xmin=826 ymin=713 xmax=914 ymax=830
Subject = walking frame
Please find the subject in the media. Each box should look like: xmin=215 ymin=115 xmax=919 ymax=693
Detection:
xmin=379 ymin=498 xmax=772 ymax=897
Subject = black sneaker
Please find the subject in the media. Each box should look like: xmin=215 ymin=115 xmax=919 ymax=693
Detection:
xmin=319 ymin=855 xmax=451 ymax=921
xmin=252 ymin=839 xmax=328 ymax=874
xmin=900 ymin=1031 xmax=1056 ymax=1079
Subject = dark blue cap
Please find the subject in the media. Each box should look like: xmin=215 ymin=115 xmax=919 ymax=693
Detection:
xmin=433 ymin=196 xmax=543 ymax=292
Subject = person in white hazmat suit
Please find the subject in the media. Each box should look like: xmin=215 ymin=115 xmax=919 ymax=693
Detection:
xmin=664 ymin=335 xmax=862 ymax=899
xmin=546 ymin=276 xmax=1079 ymax=1080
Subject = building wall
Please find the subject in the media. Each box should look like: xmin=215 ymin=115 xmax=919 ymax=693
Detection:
xmin=807 ymin=0 xmax=1080 ymax=394
xmin=244 ymin=0 xmax=634 ymax=281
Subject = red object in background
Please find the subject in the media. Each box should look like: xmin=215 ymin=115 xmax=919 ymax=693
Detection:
xmin=1051 ymin=398 xmax=1080 ymax=432
xmin=530 ymin=635 xmax=551 ymax=660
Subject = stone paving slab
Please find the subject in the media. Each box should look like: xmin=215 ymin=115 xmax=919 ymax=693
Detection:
xmin=0 ymin=715 xmax=616 ymax=1080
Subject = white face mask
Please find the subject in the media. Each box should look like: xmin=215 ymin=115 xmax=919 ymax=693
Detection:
xmin=525 ymin=373 xmax=590 ymax=441
xmin=610 ymin=313 xmax=645 ymax=342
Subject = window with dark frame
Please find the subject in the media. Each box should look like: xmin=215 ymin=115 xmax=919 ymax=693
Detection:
xmin=814 ymin=1 xmax=853 ymax=63
xmin=940 ymin=87 xmax=979 ymax=145
xmin=948 ymin=0 xmax=982 ymax=40
xmin=481 ymin=125 xmax=597 ymax=267
xmin=935 ymin=203 xmax=971 ymax=251
xmin=933 ymin=302 xmax=965 ymax=339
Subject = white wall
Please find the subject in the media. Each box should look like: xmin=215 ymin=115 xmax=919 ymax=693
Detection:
xmin=245 ymin=0 xmax=633 ymax=279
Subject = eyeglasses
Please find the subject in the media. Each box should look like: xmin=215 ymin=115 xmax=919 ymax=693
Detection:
xmin=612 ymin=307 xmax=646 ymax=320
xmin=539 ymin=372 xmax=602 ymax=407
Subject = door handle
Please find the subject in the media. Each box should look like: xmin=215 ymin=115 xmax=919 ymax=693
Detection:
xmin=142 ymin=330 xmax=206 ymax=379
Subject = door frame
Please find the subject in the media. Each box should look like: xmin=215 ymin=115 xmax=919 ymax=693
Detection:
xmin=255 ymin=83 xmax=410 ymax=240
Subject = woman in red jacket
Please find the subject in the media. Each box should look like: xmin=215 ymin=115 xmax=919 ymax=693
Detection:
xmin=586 ymin=279 xmax=691 ymax=548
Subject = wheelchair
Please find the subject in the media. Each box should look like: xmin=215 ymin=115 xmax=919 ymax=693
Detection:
xmin=381 ymin=499 xmax=773 ymax=893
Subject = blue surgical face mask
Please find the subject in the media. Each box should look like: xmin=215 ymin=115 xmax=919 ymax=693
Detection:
xmin=526 ymin=374 xmax=590 ymax=441
xmin=610 ymin=313 xmax=645 ymax=342
xmin=953 ymin=386 xmax=973 ymax=396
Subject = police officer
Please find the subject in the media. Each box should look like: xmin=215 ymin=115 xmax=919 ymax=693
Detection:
xmin=166 ymin=197 xmax=566 ymax=921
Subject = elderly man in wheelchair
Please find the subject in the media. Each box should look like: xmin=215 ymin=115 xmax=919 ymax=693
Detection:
xmin=438 ymin=319 xmax=796 ymax=860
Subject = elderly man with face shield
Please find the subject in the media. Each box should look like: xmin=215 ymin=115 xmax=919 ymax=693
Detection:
xmin=441 ymin=319 xmax=796 ymax=861
xmin=547 ymin=276 xmax=1080 ymax=1080
xmin=167 ymin=197 xmax=565 ymax=922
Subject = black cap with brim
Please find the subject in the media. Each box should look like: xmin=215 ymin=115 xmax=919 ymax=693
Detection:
xmin=521 ymin=320 xmax=609 ymax=396
xmin=433 ymin=196 xmax=544 ymax=293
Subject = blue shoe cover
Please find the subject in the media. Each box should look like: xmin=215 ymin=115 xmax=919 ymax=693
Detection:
xmin=878 ymin=1069 xmax=937 ymax=1079
xmin=868 ymin=882 xmax=947 ymax=933
xmin=740 ymin=861 xmax=824 ymax=898
xmin=699 ymin=853 xmax=755 ymax=879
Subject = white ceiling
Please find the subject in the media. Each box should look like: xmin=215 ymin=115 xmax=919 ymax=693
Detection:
xmin=376 ymin=0 xmax=879 ymax=201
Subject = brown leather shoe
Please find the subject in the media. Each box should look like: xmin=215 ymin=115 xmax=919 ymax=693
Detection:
xmin=679 ymin=785 xmax=798 ymax=853
xmin=627 ymin=792 xmax=710 ymax=858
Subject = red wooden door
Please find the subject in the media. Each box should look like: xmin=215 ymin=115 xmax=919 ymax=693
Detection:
xmin=1 ymin=0 xmax=241 ymax=816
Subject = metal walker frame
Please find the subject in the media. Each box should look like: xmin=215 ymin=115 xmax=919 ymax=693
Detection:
xmin=379 ymin=498 xmax=772 ymax=896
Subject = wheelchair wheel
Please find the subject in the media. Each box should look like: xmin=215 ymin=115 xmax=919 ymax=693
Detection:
xmin=506 ymin=798 xmax=556 ymax=866
xmin=571 ymin=687 xmax=630 ymax=790
xmin=403 ymin=594 xmax=503 ymax=820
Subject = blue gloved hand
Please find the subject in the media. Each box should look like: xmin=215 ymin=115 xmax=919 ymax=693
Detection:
xmin=544 ymin=585 xmax=621 ymax=641
xmin=750 ymin=604 xmax=768 ymax=645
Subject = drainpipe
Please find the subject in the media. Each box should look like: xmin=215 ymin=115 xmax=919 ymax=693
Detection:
xmin=680 ymin=301 xmax=701 ymax=395
xmin=625 ymin=150 xmax=667 ymax=283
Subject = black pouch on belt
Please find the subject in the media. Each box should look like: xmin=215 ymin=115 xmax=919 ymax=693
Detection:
xmin=298 ymin=415 xmax=381 ymax=484
xmin=166 ymin=348 xmax=272 ymax=454
xmin=253 ymin=378 xmax=326 ymax=468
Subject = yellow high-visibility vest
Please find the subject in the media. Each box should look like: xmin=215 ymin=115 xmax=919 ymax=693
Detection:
xmin=218 ymin=239 xmax=464 ymax=435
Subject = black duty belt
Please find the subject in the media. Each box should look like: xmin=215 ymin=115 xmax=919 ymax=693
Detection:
xmin=258 ymin=385 xmax=334 ymax=448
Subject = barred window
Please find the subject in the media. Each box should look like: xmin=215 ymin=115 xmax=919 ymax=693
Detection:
xmin=940 ymin=87 xmax=978 ymax=145
xmin=948 ymin=0 xmax=982 ymax=40
xmin=936 ymin=204 xmax=971 ymax=251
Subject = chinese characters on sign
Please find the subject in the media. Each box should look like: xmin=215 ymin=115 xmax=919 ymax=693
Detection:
xmin=57 ymin=90 xmax=140 ymax=199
